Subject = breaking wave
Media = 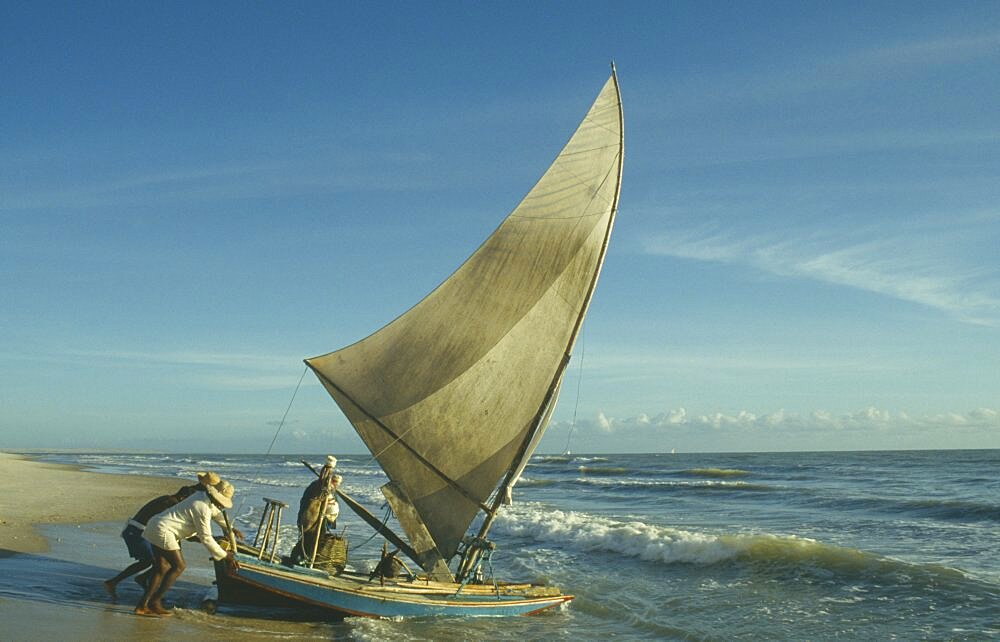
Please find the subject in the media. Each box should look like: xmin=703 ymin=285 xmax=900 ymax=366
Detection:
xmin=532 ymin=455 xmax=610 ymax=465
xmin=494 ymin=505 xmax=975 ymax=586
xmin=571 ymin=478 xmax=775 ymax=492
xmin=196 ymin=472 xmax=300 ymax=488
xmin=516 ymin=478 xmax=556 ymax=488
xmin=533 ymin=455 xmax=571 ymax=463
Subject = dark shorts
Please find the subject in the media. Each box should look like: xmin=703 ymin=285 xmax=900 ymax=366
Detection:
xmin=121 ymin=524 xmax=153 ymax=562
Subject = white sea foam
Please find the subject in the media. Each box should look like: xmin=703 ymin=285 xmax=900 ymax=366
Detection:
xmin=495 ymin=504 xmax=740 ymax=564
xmin=220 ymin=474 xmax=301 ymax=488
xmin=569 ymin=477 xmax=771 ymax=491
xmin=495 ymin=504 xmax=836 ymax=567
xmin=335 ymin=467 xmax=387 ymax=477
xmin=493 ymin=504 xmax=975 ymax=587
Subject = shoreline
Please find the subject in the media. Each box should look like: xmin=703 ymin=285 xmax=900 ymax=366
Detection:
xmin=0 ymin=451 xmax=184 ymax=557
xmin=0 ymin=452 xmax=324 ymax=640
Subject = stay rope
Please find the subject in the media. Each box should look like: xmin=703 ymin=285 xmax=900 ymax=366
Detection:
xmin=562 ymin=328 xmax=585 ymax=454
xmin=266 ymin=365 xmax=309 ymax=456
xmin=234 ymin=365 xmax=309 ymax=520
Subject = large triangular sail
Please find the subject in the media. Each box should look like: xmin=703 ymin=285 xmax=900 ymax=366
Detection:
xmin=306 ymin=71 xmax=623 ymax=570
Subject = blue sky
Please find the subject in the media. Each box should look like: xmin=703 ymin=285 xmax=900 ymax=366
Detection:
xmin=2 ymin=2 xmax=998 ymax=453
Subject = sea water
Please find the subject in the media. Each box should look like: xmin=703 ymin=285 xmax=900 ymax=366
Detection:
xmin=30 ymin=450 xmax=1000 ymax=639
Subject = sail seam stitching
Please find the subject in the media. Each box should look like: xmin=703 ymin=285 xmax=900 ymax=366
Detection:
xmin=511 ymin=155 xmax=617 ymax=221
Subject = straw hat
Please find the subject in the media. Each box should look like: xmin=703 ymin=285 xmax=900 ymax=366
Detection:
xmin=197 ymin=471 xmax=221 ymax=487
xmin=206 ymin=479 xmax=234 ymax=509
xmin=325 ymin=455 xmax=337 ymax=468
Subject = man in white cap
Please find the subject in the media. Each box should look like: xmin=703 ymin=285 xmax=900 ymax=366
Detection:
xmin=135 ymin=478 xmax=237 ymax=617
xmin=290 ymin=455 xmax=341 ymax=564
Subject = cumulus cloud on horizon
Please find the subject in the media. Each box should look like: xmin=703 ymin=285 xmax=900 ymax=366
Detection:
xmin=561 ymin=406 xmax=1000 ymax=436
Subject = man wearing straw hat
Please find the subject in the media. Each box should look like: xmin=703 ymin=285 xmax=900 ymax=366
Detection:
xmin=134 ymin=477 xmax=238 ymax=617
xmin=103 ymin=471 xmax=225 ymax=599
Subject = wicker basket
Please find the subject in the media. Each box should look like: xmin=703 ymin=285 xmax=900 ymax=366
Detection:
xmin=313 ymin=534 xmax=348 ymax=573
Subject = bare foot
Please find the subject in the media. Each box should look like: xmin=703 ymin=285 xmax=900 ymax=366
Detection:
xmin=134 ymin=606 xmax=161 ymax=618
xmin=102 ymin=580 xmax=117 ymax=599
xmin=149 ymin=603 xmax=174 ymax=616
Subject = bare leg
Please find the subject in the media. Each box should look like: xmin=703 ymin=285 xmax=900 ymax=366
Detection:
xmin=104 ymin=559 xmax=153 ymax=598
xmin=135 ymin=548 xmax=171 ymax=616
xmin=148 ymin=548 xmax=185 ymax=615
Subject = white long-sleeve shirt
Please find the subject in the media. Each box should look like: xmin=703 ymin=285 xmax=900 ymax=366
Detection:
xmin=143 ymin=491 xmax=229 ymax=561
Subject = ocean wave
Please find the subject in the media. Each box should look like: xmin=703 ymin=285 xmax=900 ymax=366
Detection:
xmin=571 ymin=478 xmax=775 ymax=492
xmin=494 ymin=506 xmax=974 ymax=587
xmin=893 ymin=498 xmax=1000 ymax=522
xmin=212 ymin=474 xmax=301 ymax=488
xmin=532 ymin=455 xmax=610 ymax=465
xmin=276 ymin=461 xmax=385 ymax=479
xmin=577 ymin=466 xmax=629 ymax=476
xmin=516 ymin=478 xmax=556 ymax=488
xmin=813 ymin=494 xmax=1000 ymax=524
xmin=79 ymin=454 xmax=172 ymax=463
xmin=336 ymin=467 xmax=388 ymax=477
xmin=681 ymin=468 xmax=750 ymax=478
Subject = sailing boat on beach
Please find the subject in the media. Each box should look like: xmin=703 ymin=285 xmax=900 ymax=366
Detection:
xmin=214 ymin=67 xmax=623 ymax=619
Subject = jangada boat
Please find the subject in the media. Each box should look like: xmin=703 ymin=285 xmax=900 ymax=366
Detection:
xmin=213 ymin=66 xmax=623 ymax=619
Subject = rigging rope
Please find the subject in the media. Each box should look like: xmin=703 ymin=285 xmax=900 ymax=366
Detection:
xmin=234 ymin=366 xmax=309 ymax=519
xmin=352 ymin=505 xmax=395 ymax=552
xmin=266 ymin=365 xmax=309 ymax=456
xmin=563 ymin=327 xmax=585 ymax=454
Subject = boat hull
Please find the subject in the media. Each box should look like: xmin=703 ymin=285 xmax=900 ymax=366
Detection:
xmin=214 ymin=553 xmax=572 ymax=619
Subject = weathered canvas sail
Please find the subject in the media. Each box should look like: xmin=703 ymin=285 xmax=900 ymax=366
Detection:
xmin=306 ymin=71 xmax=623 ymax=569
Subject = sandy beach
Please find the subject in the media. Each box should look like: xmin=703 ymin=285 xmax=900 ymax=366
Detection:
xmin=0 ymin=452 xmax=181 ymax=557
xmin=0 ymin=453 xmax=285 ymax=640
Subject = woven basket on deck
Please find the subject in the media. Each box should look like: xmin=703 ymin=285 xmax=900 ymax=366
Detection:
xmin=313 ymin=533 xmax=348 ymax=573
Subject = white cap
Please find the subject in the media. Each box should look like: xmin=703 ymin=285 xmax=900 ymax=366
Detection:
xmin=325 ymin=455 xmax=337 ymax=468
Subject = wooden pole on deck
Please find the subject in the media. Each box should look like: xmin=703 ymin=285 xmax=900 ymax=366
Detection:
xmin=222 ymin=511 xmax=238 ymax=552
xmin=308 ymin=493 xmax=329 ymax=569
xmin=271 ymin=504 xmax=284 ymax=562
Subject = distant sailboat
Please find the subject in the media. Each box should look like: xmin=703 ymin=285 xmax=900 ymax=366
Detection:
xmin=215 ymin=67 xmax=624 ymax=619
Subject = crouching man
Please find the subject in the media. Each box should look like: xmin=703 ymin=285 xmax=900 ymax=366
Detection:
xmin=135 ymin=479 xmax=237 ymax=617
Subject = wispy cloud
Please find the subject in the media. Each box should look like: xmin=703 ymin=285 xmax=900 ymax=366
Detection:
xmin=644 ymin=226 xmax=1000 ymax=326
xmin=64 ymin=348 xmax=295 ymax=370
xmin=0 ymin=148 xmax=444 ymax=212
xmin=7 ymin=348 xmax=312 ymax=391
xmin=848 ymin=32 xmax=1000 ymax=70
xmin=0 ymin=162 xmax=281 ymax=212
xmin=581 ymin=349 xmax=901 ymax=377
xmin=655 ymin=30 xmax=1000 ymax=115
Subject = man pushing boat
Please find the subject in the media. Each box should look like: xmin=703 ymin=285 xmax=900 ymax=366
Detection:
xmin=103 ymin=471 xmax=244 ymax=598
xmin=102 ymin=474 xmax=204 ymax=599
xmin=134 ymin=477 xmax=238 ymax=617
